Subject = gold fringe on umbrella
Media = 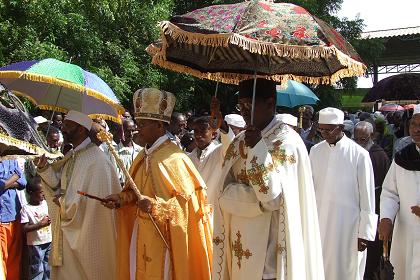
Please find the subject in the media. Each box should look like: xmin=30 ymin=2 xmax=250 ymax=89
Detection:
xmin=149 ymin=49 xmax=365 ymax=87
xmin=0 ymin=132 xmax=63 ymax=160
xmin=0 ymin=71 xmax=125 ymax=115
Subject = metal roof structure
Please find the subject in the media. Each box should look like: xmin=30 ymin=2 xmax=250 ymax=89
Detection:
xmin=360 ymin=26 xmax=420 ymax=83
xmin=361 ymin=26 xmax=420 ymax=39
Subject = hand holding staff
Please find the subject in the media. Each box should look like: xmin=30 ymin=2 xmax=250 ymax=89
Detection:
xmin=97 ymin=130 xmax=170 ymax=250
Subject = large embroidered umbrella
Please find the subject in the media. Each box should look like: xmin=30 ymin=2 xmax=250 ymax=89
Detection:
xmin=147 ymin=0 xmax=366 ymax=86
xmin=0 ymin=58 xmax=124 ymax=123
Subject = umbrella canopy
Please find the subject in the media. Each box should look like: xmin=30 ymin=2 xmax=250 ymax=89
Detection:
xmin=379 ymin=104 xmax=404 ymax=112
xmin=147 ymin=0 xmax=366 ymax=86
xmin=276 ymin=80 xmax=319 ymax=108
xmin=0 ymin=132 xmax=60 ymax=159
xmin=0 ymin=58 xmax=124 ymax=123
xmin=362 ymin=73 xmax=420 ymax=102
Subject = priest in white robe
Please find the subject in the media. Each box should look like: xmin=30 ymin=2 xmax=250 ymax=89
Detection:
xmin=35 ymin=111 xmax=120 ymax=280
xmin=213 ymin=78 xmax=324 ymax=280
xmin=379 ymin=104 xmax=420 ymax=280
xmin=309 ymin=108 xmax=377 ymax=280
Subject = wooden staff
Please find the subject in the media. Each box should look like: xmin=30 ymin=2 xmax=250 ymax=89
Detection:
xmin=298 ymin=106 xmax=306 ymax=129
xmin=77 ymin=191 xmax=107 ymax=203
xmin=97 ymin=130 xmax=170 ymax=250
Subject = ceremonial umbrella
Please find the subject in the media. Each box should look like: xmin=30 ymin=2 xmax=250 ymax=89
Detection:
xmin=379 ymin=104 xmax=404 ymax=112
xmin=0 ymin=58 xmax=124 ymax=123
xmin=147 ymin=0 xmax=366 ymax=86
xmin=0 ymin=88 xmax=61 ymax=159
xmin=276 ymin=80 xmax=319 ymax=108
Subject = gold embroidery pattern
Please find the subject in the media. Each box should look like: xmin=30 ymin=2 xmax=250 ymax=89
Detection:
xmin=142 ymin=244 xmax=152 ymax=271
xmin=239 ymin=140 xmax=247 ymax=159
xmin=223 ymin=142 xmax=238 ymax=167
xmin=246 ymin=156 xmax=273 ymax=194
xmin=213 ymin=236 xmax=222 ymax=246
xmin=270 ymin=140 xmax=296 ymax=167
xmin=232 ymin=231 xmax=252 ymax=269
xmin=236 ymin=169 xmax=249 ymax=185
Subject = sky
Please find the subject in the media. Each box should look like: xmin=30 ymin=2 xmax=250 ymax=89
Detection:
xmin=335 ymin=0 xmax=420 ymax=88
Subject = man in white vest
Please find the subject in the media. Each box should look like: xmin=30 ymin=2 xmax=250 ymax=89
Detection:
xmin=379 ymin=104 xmax=420 ymax=279
xmin=309 ymin=107 xmax=377 ymax=280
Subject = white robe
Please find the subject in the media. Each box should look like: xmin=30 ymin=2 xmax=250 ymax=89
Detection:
xmin=309 ymin=136 xmax=377 ymax=280
xmin=213 ymin=115 xmax=324 ymax=280
xmin=188 ymin=131 xmax=233 ymax=206
xmin=380 ymin=160 xmax=420 ymax=280
xmin=38 ymin=138 xmax=120 ymax=280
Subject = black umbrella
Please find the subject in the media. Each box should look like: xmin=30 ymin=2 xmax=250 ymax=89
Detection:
xmin=363 ymin=73 xmax=420 ymax=102
xmin=374 ymin=239 xmax=394 ymax=280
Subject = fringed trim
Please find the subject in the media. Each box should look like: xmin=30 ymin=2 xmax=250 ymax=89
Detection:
xmin=37 ymin=105 xmax=122 ymax=124
xmin=0 ymin=132 xmax=63 ymax=160
xmin=0 ymin=71 xmax=125 ymax=114
xmin=151 ymin=53 xmax=365 ymax=86
xmin=160 ymin=21 xmax=367 ymax=70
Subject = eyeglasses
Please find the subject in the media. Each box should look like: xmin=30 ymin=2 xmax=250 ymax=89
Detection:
xmin=317 ymin=126 xmax=340 ymax=134
xmin=236 ymin=102 xmax=252 ymax=112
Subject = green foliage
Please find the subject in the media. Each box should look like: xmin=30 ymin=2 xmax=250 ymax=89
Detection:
xmin=0 ymin=0 xmax=383 ymax=114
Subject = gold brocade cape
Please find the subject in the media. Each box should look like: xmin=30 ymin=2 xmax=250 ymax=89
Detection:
xmin=116 ymin=140 xmax=212 ymax=280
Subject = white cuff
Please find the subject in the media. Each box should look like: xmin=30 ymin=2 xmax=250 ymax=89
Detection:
xmin=358 ymin=210 xmax=378 ymax=241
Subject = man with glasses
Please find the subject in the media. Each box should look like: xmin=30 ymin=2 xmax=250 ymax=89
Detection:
xmin=354 ymin=121 xmax=390 ymax=279
xmin=309 ymin=108 xmax=377 ymax=280
xmin=213 ymin=79 xmax=324 ymax=280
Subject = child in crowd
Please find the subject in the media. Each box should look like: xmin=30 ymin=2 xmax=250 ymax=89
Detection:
xmin=21 ymin=176 xmax=52 ymax=280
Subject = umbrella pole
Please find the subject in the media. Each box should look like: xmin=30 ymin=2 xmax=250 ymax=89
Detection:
xmin=214 ymin=82 xmax=219 ymax=97
xmin=46 ymin=86 xmax=63 ymax=137
xmin=251 ymin=72 xmax=257 ymax=125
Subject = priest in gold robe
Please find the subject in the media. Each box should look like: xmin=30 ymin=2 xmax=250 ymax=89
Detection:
xmin=104 ymin=88 xmax=212 ymax=280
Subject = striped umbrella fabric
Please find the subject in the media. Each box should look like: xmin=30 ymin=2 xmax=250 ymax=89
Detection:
xmin=0 ymin=58 xmax=124 ymax=123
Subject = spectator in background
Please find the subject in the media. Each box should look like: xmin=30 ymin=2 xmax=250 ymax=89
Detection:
xmin=51 ymin=114 xmax=63 ymax=130
xmin=343 ymin=120 xmax=355 ymax=139
xmin=0 ymin=159 xmax=27 ymax=280
xmin=299 ymin=105 xmax=314 ymax=140
xmin=354 ymin=121 xmax=391 ymax=280
xmin=374 ymin=118 xmax=395 ymax=159
xmin=168 ymin=112 xmax=187 ymax=142
xmin=21 ymin=176 xmax=52 ymax=280
xmin=45 ymin=126 xmax=61 ymax=152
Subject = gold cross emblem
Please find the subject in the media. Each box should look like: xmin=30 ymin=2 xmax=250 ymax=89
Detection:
xmin=232 ymin=231 xmax=252 ymax=269
xmin=213 ymin=236 xmax=223 ymax=246
xmin=142 ymin=244 xmax=152 ymax=271
xmin=246 ymin=156 xmax=273 ymax=194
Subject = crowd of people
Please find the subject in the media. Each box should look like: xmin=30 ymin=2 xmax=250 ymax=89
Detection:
xmin=0 ymin=79 xmax=419 ymax=280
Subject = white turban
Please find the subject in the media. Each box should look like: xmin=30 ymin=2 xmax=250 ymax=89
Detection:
xmin=277 ymin=114 xmax=298 ymax=127
xmin=224 ymin=114 xmax=246 ymax=128
xmin=414 ymin=104 xmax=420 ymax=115
xmin=319 ymin=107 xmax=344 ymax=125
xmin=65 ymin=110 xmax=93 ymax=130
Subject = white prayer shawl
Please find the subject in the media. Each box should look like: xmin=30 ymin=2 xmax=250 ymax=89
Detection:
xmin=309 ymin=136 xmax=377 ymax=280
xmin=38 ymin=139 xmax=120 ymax=280
xmin=380 ymin=160 xmax=420 ymax=280
xmin=213 ymin=115 xmax=324 ymax=280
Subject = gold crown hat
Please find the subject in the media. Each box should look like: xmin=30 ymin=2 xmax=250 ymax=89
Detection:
xmin=133 ymin=88 xmax=176 ymax=123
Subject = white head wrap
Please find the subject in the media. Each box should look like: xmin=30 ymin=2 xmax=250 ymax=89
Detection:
xmin=414 ymin=104 xmax=420 ymax=115
xmin=277 ymin=114 xmax=298 ymax=127
xmin=65 ymin=110 xmax=93 ymax=130
xmin=224 ymin=114 xmax=246 ymax=128
xmin=318 ymin=107 xmax=344 ymax=125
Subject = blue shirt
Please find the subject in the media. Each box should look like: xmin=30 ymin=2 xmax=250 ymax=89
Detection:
xmin=0 ymin=160 xmax=27 ymax=222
